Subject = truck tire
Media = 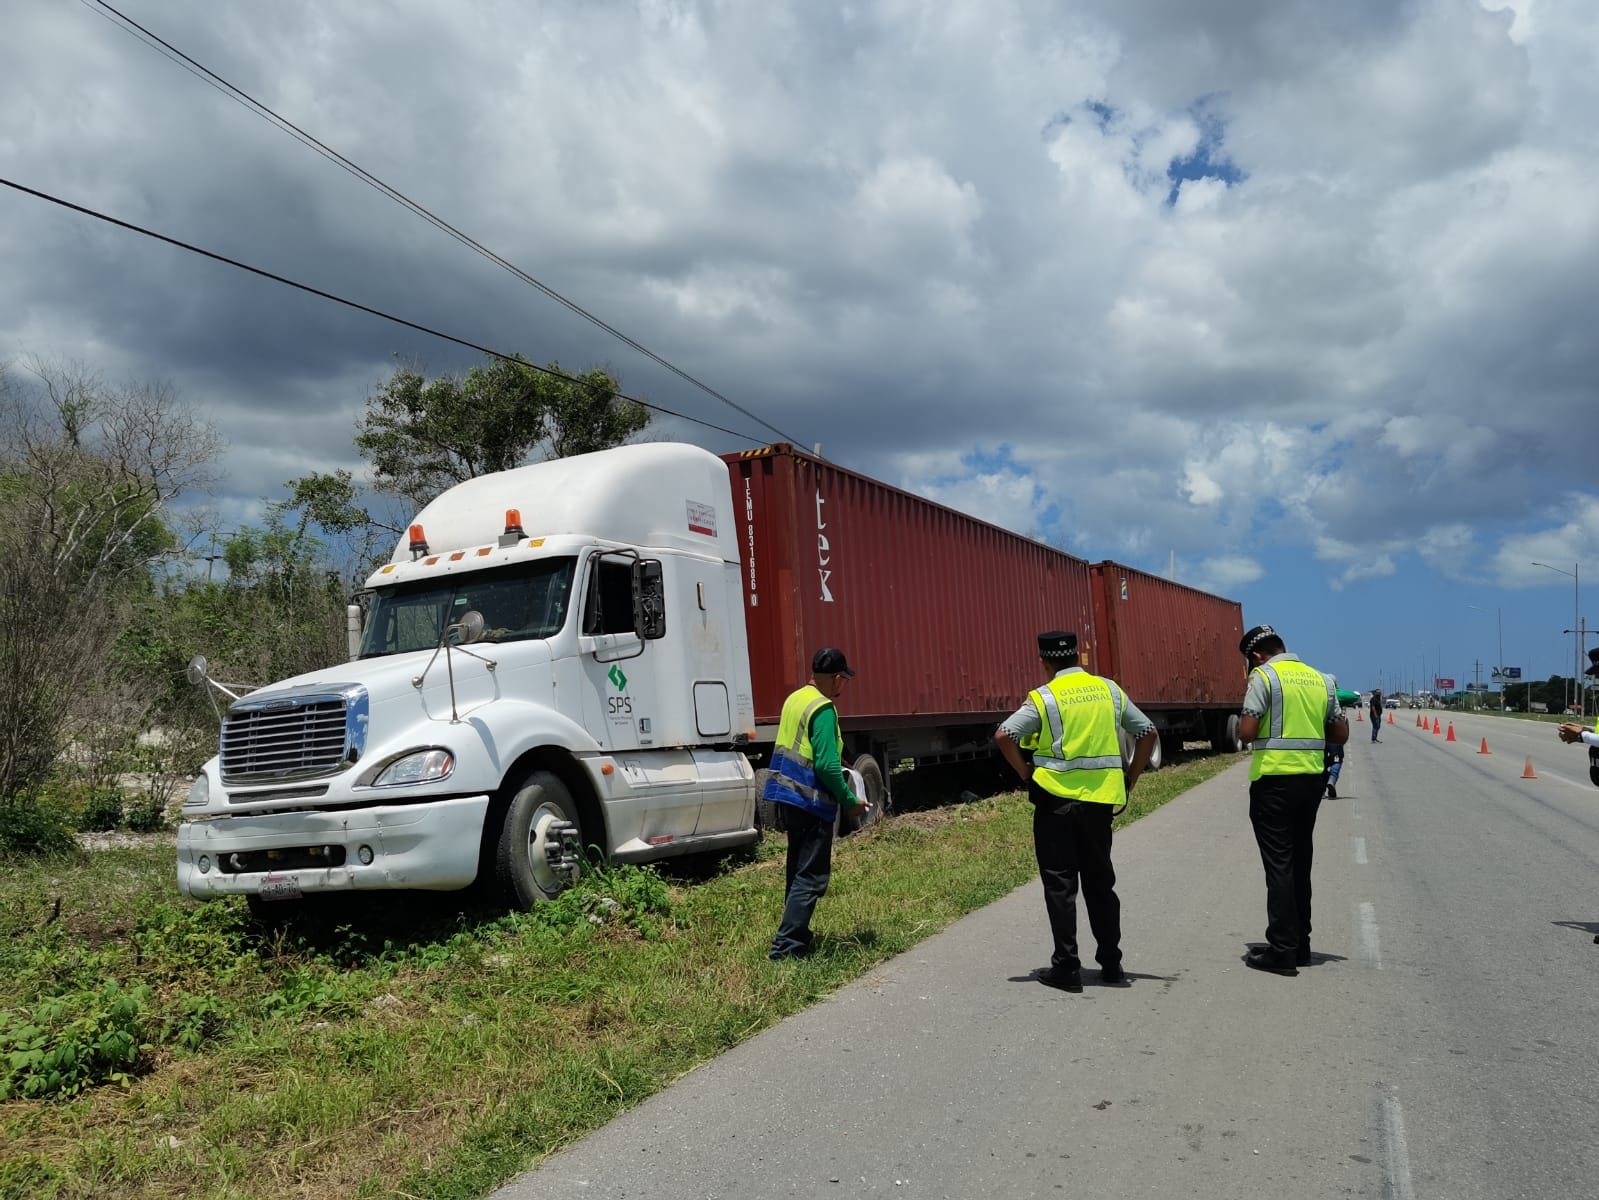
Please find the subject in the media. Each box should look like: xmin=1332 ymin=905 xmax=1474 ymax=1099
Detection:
xmin=495 ymin=770 xmax=587 ymax=909
xmin=840 ymin=754 xmax=888 ymax=834
xmin=753 ymin=768 xmax=780 ymax=832
xmin=1145 ymin=733 xmax=1164 ymax=772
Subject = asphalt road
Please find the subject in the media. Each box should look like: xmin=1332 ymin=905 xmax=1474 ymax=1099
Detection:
xmin=491 ymin=712 xmax=1599 ymax=1200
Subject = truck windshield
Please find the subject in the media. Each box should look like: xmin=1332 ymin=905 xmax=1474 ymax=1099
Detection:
xmin=358 ymin=557 xmax=577 ymax=658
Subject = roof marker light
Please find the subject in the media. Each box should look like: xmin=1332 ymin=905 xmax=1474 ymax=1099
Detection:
xmin=499 ymin=508 xmax=526 ymax=548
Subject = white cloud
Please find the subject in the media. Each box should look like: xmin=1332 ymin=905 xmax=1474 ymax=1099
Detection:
xmin=0 ymin=0 xmax=1592 ymax=613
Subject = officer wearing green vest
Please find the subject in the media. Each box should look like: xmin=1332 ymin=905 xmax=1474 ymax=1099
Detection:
xmin=1237 ymin=624 xmax=1348 ymax=976
xmin=996 ymin=631 xmax=1157 ymax=992
xmin=765 ymin=647 xmax=869 ymax=961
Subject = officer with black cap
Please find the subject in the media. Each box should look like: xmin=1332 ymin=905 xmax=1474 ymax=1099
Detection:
xmin=996 ymin=631 xmax=1158 ymax=992
xmin=1237 ymin=624 xmax=1348 ymax=976
xmin=763 ymin=647 xmax=870 ymax=961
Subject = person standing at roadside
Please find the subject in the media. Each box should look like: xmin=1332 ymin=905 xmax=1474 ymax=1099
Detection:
xmin=1238 ymin=625 xmax=1348 ymax=976
xmin=764 ymin=647 xmax=868 ymax=961
xmin=995 ymin=631 xmax=1158 ymax=992
xmin=1368 ymin=689 xmax=1383 ymax=743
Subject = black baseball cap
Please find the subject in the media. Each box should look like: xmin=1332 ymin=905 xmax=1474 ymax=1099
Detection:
xmin=812 ymin=647 xmax=855 ymax=677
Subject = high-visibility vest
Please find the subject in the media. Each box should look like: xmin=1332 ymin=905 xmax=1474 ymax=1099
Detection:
xmin=1027 ymin=672 xmax=1127 ymax=805
xmin=762 ymin=684 xmax=843 ymax=821
xmin=1249 ymin=659 xmax=1334 ymax=780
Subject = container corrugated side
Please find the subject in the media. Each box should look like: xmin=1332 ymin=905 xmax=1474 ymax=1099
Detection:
xmin=1088 ymin=561 xmax=1245 ymax=709
xmin=725 ymin=445 xmax=1096 ymax=730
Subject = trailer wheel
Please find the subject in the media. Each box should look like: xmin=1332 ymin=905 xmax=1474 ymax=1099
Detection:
xmin=495 ymin=770 xmax=587 ymax=909
xmin=841 ymin=754 xmax=888 ymax=833
xmin=1145 ymin=733 xmax=1164 ymax=772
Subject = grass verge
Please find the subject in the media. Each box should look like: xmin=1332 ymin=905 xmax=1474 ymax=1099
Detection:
xmin=0 ymin=752 xmax=1240 ymax=1200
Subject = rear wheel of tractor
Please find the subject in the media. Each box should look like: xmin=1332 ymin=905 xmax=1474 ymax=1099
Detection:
xmin=495 ymin=770 xmax=586 ymax=909
xmin=841 ymin=754 xmax=888 ymax=833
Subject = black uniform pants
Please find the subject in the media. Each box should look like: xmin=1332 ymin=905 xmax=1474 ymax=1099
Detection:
xmin=1248 ymin=774 xmax=1324 ymax=956
xmin=1031 ymin=786 xmax=1121 ymax=972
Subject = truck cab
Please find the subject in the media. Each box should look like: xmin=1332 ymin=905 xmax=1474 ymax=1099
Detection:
xmin=177 ymin=444 xmax=759 ymax=910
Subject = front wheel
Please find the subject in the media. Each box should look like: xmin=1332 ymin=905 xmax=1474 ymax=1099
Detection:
xmin=840 ymin=754 xmax=888 ymax=834
xmin=495 ymin=770 xmax=587 ymax=909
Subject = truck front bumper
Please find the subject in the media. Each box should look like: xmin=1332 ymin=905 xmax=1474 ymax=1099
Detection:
xmin=177 ymin=794 xmax=491 ymax=899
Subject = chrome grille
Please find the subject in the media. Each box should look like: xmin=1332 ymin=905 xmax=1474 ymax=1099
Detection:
xmin=220 ymin=691 xmax=361 ymax=783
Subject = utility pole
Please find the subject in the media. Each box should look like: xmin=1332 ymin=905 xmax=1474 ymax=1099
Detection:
xmin=1564 ymin=618 xmax=1589 ymax=718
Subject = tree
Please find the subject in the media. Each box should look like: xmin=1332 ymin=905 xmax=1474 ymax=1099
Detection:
xmin=283 ymin=355 xmax=650 ymax=577
xmin=355 ymin=355 xmax=650 ymax=509
xmin=0 ymin=358 xmax=219 ymax=809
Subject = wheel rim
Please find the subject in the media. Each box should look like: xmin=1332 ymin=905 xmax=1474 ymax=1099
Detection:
xmin=525 ymin=799 xmax=573 ymax=894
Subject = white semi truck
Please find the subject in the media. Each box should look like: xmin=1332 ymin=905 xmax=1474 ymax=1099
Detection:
xmin=178 ymin=439 xmax=1248 ymax=912
xmin=178 ymin=443 xmax=763 ymax=910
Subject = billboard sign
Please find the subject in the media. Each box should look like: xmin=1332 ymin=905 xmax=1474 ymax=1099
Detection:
xmin=1435 ymin=677 xmax=1456 ymax=691
xmin=1466 ymin=682 xmax=1489 ymax=692
xmin=1490 ymin=666 xmax=1522 ymax=682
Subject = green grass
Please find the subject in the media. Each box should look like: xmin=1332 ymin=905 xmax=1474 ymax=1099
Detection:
xmin=0 ymin=751 xmax=1241 ymax=1200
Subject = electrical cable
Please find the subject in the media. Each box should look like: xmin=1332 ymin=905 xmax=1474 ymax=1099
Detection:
xmin=0 ymin=176 xmax=764 ymax=443
xmin=81 ymin=0 xmax=807 ymax=448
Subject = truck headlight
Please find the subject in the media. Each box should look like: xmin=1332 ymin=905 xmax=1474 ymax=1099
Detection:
xmin=185 ymin=773 xmax=210 ymax=808
xmin=369 ymin=748 xmax=455 ymax=787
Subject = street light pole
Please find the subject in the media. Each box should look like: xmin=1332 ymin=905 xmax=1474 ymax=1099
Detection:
xmin=1532 ymin=561 xmax=1581 ymax=714
xmin=1469 ymin=605 xmax=1507 ymax=711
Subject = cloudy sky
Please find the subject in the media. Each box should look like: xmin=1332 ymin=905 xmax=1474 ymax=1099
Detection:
xmin=3 ymin=0 xmax=1596 ymax=697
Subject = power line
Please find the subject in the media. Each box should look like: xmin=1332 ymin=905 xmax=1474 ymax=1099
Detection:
xmin=81 ymin=0 xmax=807 ymax=448
xmin=0 ymin=176 xmax=765 ymax=443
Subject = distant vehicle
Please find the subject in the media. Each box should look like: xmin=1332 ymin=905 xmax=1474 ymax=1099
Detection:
xmin=1385 ymin=699 xmax=1399 ymax=710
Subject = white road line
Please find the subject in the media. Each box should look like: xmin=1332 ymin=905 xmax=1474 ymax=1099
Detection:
xmin=1353 ymin=836 xmax=1368 ymax=865
xmin=1359 ymin=901 xmax=1383 ymax=969
xmin=1352 ymin=796 xmax=1362 ymax=820
xmin=1381 ymin=1088 xmax=1415 ymax=1200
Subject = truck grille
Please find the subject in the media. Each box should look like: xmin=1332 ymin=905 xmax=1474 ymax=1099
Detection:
xmin=220 ymin=688 xmax=366 ymax=784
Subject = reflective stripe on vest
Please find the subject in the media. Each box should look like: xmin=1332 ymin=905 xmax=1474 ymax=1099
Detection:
xmin=1027 ymin=672 xmax=1126 ymax=805
xmin=763 ymin=684 xmax=842 ymax=821
xmin=1249 ymin=660 xmax=1333 ymax=780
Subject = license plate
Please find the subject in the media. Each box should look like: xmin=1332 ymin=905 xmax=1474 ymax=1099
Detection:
xmin=258 ymin=873 xmax=303 ymax=902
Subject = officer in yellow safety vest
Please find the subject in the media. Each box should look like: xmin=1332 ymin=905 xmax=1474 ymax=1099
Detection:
xmin=1237 ymin=624 xmax=1348 ymax=976
xmin=764 ymin=647 xmax=869 ymax=961
xmin=996 ymin=631 xmax=1158 ymax=992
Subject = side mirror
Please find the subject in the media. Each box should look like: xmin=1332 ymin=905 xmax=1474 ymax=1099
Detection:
xmin=450 ymin=610 xmax=485 ymax=645
xmin=632 ymin=559 xmax=666 ymax=640
xmin=186 ymin=655 xmax=209 ymax=687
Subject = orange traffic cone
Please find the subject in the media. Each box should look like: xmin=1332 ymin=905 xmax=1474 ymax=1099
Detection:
xmin=1521 ymin=755 xmax=1537 ymax=779
xmin=1416 ymin=713 xmax=1424 ymax=727
xmin=1477 ymin=737 xmax=1491 ymax=755
xmin=1446 ymin=722 xmax=1456 ymax=742
xmin=1432 ymin=717 xmax=1442 ymax=735
xmin=1356 ymin=709 xmax=1363 ymax=722
xmin=1387 ymin=711 xmax=1395 ymax=725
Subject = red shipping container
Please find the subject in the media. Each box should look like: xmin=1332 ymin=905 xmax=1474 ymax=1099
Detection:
xmin=724 ymin=444 xmax=1096 ymax=734
xmin=1088 ymin=560 xmax=1245 ymax=711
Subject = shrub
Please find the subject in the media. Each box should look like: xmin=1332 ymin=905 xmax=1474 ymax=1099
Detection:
xmin=0 ymin=796 xmax=76 ymax=856
xmin=78 ymin=786 xmax=124 ymax=832
xmin=121 ymin=794 xmax=167 ymax=833
xmin=0 ymin=981 xmax=150 ymax=1100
